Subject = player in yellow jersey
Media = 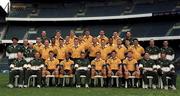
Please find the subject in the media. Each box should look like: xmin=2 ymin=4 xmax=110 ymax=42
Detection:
xmin=39 ymin=39 xmax=53 ymax=60
xmin=107 ymin=51 xmax=123 ymax=87
xmin=123 ymin=51 xmax=140 ymax=87
xmin=42 ymin=51 xmax=60 ymax=86
xmin=34 ymin=37 xmax=44 ymax=52
xmin=88 ymin=37 xmax=100 ymax=61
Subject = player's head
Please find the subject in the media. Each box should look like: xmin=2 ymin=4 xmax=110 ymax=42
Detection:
xmin=133 ymin=38 xmax=139 ymax=46
xmin=44 ymin=39 xmax=50 ymax=47
xmin=149 ymin=39 xmax=155 ymax=46
xmin=34 ymin=52 xmax=41 ymax=59
xmin=41 ymin=31 xmax=46 ymax=37
xmin=95 ymin=52 xmax=101 ymax=59
xmin=127 ymin=51 xmax=133 ymax=58
xmin=144 ymin=52 xmax=150 ymax=59
xmin=80 ymin=51 xmax=86 ymax=59
xmin=23 ymin=39 xmax=29 ymax=46
xmin=163 ymin=40 xmax=169 ymax=47
xmin=36 ymin=37 xmax=42 ymax=43
xmin=17 ymin=52 xmax=23 ymax=59
xmin=99 ymin=30 xmax=105 ymax=36
xmin=49 ymin=51 xmax=54 ymax=58
xmin=111 ymin=50 xmax=117 ymax=58
xmin=11 ymin=37 xmax=19 ymax=45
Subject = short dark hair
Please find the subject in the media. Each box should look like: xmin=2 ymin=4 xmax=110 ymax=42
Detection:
xmin=11 ymin=37 xmax=19 ymax=41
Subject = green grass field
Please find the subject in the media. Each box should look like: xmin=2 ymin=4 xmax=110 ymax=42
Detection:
xmin=0 ymin=73 xmax=179 ymax=96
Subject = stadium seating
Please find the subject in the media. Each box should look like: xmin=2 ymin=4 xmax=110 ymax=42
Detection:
xmin=8 ymin=0 xmax=179 ymax=18
xmin=3 ymin=21 xmax=178 ymax=40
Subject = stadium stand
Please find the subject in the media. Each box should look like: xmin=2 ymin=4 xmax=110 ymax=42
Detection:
xmin=7 ymin=0 xmax=179 ymax=18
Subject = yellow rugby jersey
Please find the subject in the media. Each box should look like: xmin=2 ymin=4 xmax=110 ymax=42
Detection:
xmin=115 ymin=45 xmax=127 ymax=60
xmin=107 ymin=44 xmax=116 ymax=53
xmin=131 ymin=45 xmax=145 ymax=61
xmin=45 ymin=58 xmax=59 ymax=70
xmin=91 ymin=58 xmax=105 ymax=70
xmin=50 ymin=44 xmax=58 ymax=53
xmin=40 ymin=46 xmax=53 ymax=60
xmin=83 ymin=35 xmax=93 ymax=45
xmin=107 ymin=57 xmax=121 ymax=70
xmin=112 ymin=36 xmax=120 ymax=45
xmin=33 ymin=43 xmax=44 ymax=52
xmin=99 ymin=46 xmax=110 ymax=60
xmin=55 ymin=45 xmax=67 ymax=60
xmin=97 ymin=35 xmax=109 ymax=44
xmin=123 ymin=58 xmax=137 ymax=71
xmin=60 ymin=59 xmax=74 ymax=70
xmin=64 ymin=42 xmax=73 ymax=52
xmin=55 ymin=36 xmax=63 ymax=46
xmin=69 ymin=36 xmax=77 ymax=44
xmin=70 ymin=45 xmax=85 ymax=59
xmin=88 ymin=44 xmax=100 ymax=57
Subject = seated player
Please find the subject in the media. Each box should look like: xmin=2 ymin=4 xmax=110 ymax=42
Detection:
xmin=139 ymin=53 xmax=158 ymax=89
xmin=91 ymin=52 xmax=107 ymax=78
xmin=42 ymin=51 xmax=60 ymax=86
xmin=60 ymin=52 xmax=74 ymax=76
xmin=123 ymin=51 xmax=140 ymax=88
xmin=7 ymin=52 xmax=27 ymax=88
xmin=24 ymin=52 xmax=44 ymax=88
xmin=156 ymin=53 xmax=176 ymax=90
xmin=106 ymin=51 xmax=122 ymax=87
xmin=75 ymin=52 xmax=91 ymax=88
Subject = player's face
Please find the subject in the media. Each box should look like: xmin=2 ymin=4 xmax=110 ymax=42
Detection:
xmin=28 ymin=43 xmax=34 ymax=48
xmin=49 ymin=52 xmax=54 ymax=58
xmin=111 ymin=52 xmax=116 ymax=58
xmin=44 ymin=40 xmax=49 ymax=46
xmin=149 ymin=40 xmax=154 ymax=46
xmin=113 ymin=32 xmax=118 ymax=37
xmin=144 ymin=53 xmax=150 ymax=59
xmin=41 ymin=31 xmax=46 ymax=37
xmin=80 ymin=53 xmax=86 ymax=58
xmin=12 ymin=39 xmax=18 ymax=44
xmin=163 ymin=41 xmax=168 ymax=47
xmin=23 ymin=39 xmax=28 ymax=46
xmin=35 ymin=52 xmax=40 ymax=59
xmin=125 ymin=40 xmax=130 ymax=46
xmin=126 ymin=32 xmax=131 ymax=37
xmin=96 ymin=53 xmax=101 ymax=59
xmin=133 ymin=40 xmax=138 ymax=46
xmin=74 ymin=39 xmax=79 ymax=45
xmin=99 ymin=31 xmax=105 ymax=36
xmin=92 ymin=38 xmax=97 ymax=43
xmin=117 ymin=39 xmax=122 ymax=45
xmin=17 ymin=52 xmax=23 ymax=59
xmin=56 ymin=32 xmax=61 ymax=37
xmin=36 ymin=38 xmax=41 ymax=43
xmin=85 ymin=30 xmax=90 ymax=36
xmin=161 ymin=53 xmax=166 ymax=59
xmin=127 ymin=52 xmax=132 ymax=58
